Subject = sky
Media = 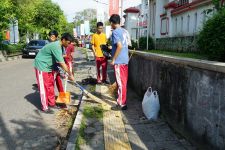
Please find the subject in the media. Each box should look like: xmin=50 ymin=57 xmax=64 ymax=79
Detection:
xmin=52 ymin=0 xmax=141 ymax=22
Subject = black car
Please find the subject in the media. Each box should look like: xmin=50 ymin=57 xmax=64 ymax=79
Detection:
xmin=22 ymin=40 xmax=48 ymax=57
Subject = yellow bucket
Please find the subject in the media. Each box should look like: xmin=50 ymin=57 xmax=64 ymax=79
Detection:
xmin=56 ymin=92 xmax=71 ymax=104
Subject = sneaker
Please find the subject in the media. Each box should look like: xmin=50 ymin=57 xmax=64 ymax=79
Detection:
xmin=102 ymin=80 xmax=110 ymax=85
xmin=49 ymin=105 xmax=60 ymax=110
xmin=97 ymin=80 xmax=102 ymax=84
xmin=41 ymin=109 xmax=54 ymax=114
xmin=57 ymin=104 xmax=67 ymax=109
xmin=111 ymin=104 xmax=120 ymax=111
xmin=121 ymin=105 xmax=128 ymax=110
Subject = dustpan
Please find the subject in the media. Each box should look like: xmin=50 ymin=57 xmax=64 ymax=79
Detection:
xmin=56 ymin=75 xmax=71 ymax=104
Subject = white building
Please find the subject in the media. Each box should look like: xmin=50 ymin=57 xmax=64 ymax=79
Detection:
xmin=124 ymin=7 xmax=140 ymax=40
xmin=123 ymin=0 xmax=149 ymax=40
xmin=149 ymin=0 xmax=215 ymax=38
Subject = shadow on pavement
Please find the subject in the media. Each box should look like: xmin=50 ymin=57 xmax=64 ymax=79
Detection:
xmin=0 ymin=112 xmax=57 ymax=149
xmin=24 ymin=84 xmax=41 ymax=110
xmin=0 ymin=113 xmax=15 ymax=149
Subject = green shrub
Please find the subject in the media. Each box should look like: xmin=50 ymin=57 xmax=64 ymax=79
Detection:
xmin=129 ymin=40 xmax=138 ymax=50
xmin=139 ymin=36 xmax=154 ymax=50
xmin=197 ymin=8 xmax=225 ymax=61
xmin=0 ymin=43 xmax=25 ymax=54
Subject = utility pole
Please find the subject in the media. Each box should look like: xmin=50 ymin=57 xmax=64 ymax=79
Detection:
xmin=121 ymin=0 xmax=123 ymax=24
xmin=147 ymin=0 xmax=150 ymax=50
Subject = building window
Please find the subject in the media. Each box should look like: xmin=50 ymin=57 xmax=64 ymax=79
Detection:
xmin=181 ymin=17 xmax=183 ymax=33
xmin=175 ymin=18 xmax=178 ymax=34
xmin=152 ymin=3 xmax=156 ymax=35
xmin=187 ymin=15 xmax=190 ymax=32
xmin=178 ymin=0 xmax=189 ymax=6
xmin=161 ymin=17 xmax=168 ymax=35
xmin=194 ymin=13 xmax=198 ymax=32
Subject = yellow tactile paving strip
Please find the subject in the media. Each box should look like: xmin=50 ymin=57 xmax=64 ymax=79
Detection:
xmin=103 ymin=109 xmax=132 ymax=150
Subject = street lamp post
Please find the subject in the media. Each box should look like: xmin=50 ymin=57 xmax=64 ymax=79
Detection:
xmin=147 ymin=1 xmax=150 ymax=50
xmin=93 ymin=0 xmax=108 ymax=5
xmin=137 ymin=16 xmax=140 ymax=48
xmin=121 ymin=0 xmax=123 ymax=25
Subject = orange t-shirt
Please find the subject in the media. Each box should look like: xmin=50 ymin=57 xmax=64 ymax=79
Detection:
xmin=91 ymin=33 xmax=107 ymax=57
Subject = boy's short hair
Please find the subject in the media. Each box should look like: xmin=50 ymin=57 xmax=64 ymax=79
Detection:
xmin=49 ymin=30 xmax=58 ymax=37
xmin=109 ymin=14 xmax=120 ymax=24
xmin=97 ymin=22 xmax=104 ymax=27
xmin=61 ymin=33 xmax=74 ymax=42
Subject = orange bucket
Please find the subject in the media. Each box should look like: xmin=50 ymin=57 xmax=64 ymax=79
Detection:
xmin=56 ymin=92 xmax=71 ymax=104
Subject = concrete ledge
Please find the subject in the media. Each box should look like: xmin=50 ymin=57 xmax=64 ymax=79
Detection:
xmin=0 ymin=51 xmax=22 ymax=63
xmin=0 ymin=51 xmax=6 ymax=62
xmin=128 ymin=50 xmax=225 ymax=149
xmin=130 ymin=50 xmax=225 ymax=74
xmin=66 ymin=94 xmax=85 ymax=150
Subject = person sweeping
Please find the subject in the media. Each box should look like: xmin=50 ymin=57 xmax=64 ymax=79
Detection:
xmin=109 ymin=14 xmax=129 ymax=110
xmin=34 ymin=33 xmax=75 ymax=114
xmin=48 ymin=30 xmax=65 ymax=93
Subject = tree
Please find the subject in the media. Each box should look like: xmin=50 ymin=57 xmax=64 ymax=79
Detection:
xmin=0 ymin=0 xmax=71 ymax=42
xmin=0 ymin=0 xmax=15 ymax=30
xmin=197 ymin=7 xmax=225 ymax=61
xmin=90 ymin=18 xmax=97 ymax=33
xmin=13 ymin=0 xmax=42 ymax=39
xmin=62 ymin=22 xmax=75 ymax=36
xmin=74 ymin=9 xmax=97 ymax=27
xmin=34 ymin=0 xmax=66 ymax=37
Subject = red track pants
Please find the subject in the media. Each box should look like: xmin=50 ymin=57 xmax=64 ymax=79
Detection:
xmin=96 ymin=57 xmax=107 ymax=82
xmin=35 ymin=68 xmax=56 ymax=111
xmin=114 ymin=64 xmax=128 ymax=106
xmin=54 ymin=71 xmax=64 ymax=92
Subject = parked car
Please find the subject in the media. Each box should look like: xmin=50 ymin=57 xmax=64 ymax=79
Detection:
xmin=22 ymin=40 xmax=48 ymax=57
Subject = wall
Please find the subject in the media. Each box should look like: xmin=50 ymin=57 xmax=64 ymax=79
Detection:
xmin=128 ymin=51 xmax=225 ymax=149
xmin=155 ymin=36 xmax=198 ymax=52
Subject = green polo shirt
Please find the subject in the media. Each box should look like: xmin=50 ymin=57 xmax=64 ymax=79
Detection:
xmin=34 ymin=41 xmax=64 ymax=72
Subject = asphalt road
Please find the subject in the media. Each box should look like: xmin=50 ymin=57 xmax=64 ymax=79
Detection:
xmin=0 ymin=58 xmax=57 ymax=149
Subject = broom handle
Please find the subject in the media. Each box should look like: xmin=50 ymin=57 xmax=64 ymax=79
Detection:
xmin=65 ymin=76 xmax=68 ymax=92
xmin=64 ymin=62 xmax=72 ymax=92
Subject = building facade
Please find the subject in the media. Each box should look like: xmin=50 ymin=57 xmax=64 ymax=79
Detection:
xmin=123 ymin=0 xmax=149 ymax=41
xmin=149 ymin=0 xmax=214 ymax=38
xmin=124 ymin=7 xmax=140 ymax=40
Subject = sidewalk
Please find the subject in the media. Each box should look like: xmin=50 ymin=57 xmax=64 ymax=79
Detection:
xmin=73 ymin=48 xmax=196 ymax=150
xmin=121 ymin=87 xmax=196 ymax=150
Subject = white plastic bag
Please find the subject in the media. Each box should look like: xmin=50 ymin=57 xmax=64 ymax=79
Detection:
xmin=142 ymin=87 xmax=160 ymax=120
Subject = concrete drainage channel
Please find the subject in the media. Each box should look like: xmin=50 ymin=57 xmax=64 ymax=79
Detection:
xmin=66 ymin=93 xmax=85 ymax=150
xmin=66 ymin=48 xmax=96 ymax=150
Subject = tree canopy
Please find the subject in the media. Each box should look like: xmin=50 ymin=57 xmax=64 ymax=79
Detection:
xmin=0 ymin=0 xmax=73 ymax=41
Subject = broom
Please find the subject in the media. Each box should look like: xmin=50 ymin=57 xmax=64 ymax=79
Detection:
xmin=108 ymin=48 xmax=136 ymax=95
xmin=58 ymin=67 xmax=115 ymax=107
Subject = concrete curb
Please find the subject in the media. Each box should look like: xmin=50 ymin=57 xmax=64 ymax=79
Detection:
xmin=130 ymin=50 xmax=225 ymax=74
xmin=0 ymin=51 xmax=6 ymax=62
xmin=0 ymin=51 xmax=22 ymax=62
xmin=66 ymin=94 xmax=86 ymax=150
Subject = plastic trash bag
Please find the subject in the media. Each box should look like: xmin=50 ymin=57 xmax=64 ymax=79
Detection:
xmin=142 ymin=87 xmax=160 ymax=120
